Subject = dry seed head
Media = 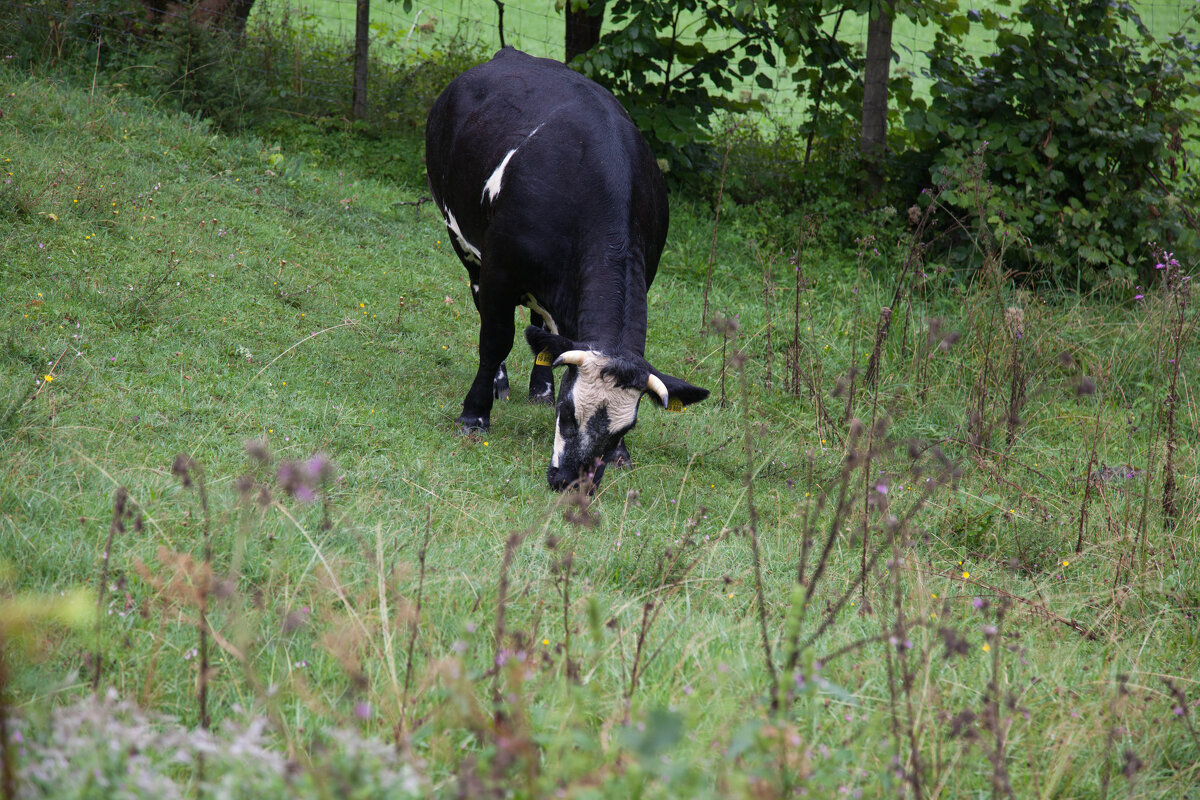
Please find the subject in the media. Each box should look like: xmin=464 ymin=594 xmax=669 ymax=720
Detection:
xmin=1004 ymin=306 xmax=1025 ymax=339
xmin=937 ymin=330 xmax=962 ymax=352
xmin=320 ymin=619 xmax=368 ymax=676
xmin=171 ymin=454 xmax=197 ymax=487
xmin=281 ymin=608 xmax=308 ymax=634
xmin=245 ymin=438 xmax=270 ymax=463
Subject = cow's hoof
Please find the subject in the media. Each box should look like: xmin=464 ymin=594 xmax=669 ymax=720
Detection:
xmin=529 ymin=389 xmax=554 ymax=405
xmin=494 ymin=386 xmax=511 ymax=401
xmin=456 ymin=414 xmax=489 ymax=434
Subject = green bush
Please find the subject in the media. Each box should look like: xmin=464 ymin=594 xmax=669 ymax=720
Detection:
xmin=0 ymin=0 xmax=148 ymax=73
xmin=905 ymin=0 xmax=1200 ymax=285
xmin=576 ymin=0 xmax=776 ymax=178
xmin=0 ymin=0 xmax=486 ymax=137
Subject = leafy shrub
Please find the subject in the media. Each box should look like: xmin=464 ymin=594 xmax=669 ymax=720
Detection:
xmin=0 ymin=0 xmax=147 ymax=73
xmin=576 ymin=0 xmax=776 ymax=177
xmin=146 ymin=19 xmax=271 ymax=131
xmin=0 ymin=0 xmax=485 ymax=137
xmin=906 ymin=0 xmax=1200 ymax=285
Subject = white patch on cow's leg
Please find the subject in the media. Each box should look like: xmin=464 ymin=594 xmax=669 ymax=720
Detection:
xmin=481 ymin=149 xmax=517 ymax=203
xmin=493 ymin=363 xmax=510 ymax=400
xmin=522 ymin=293 xmax=559 ymax=335
xmin=443 ymin=208 xmax=481 ymax=263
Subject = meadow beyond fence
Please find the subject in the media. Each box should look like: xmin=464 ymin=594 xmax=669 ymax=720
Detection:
xmin=3 ymin=0 xmax=1195 ymax=141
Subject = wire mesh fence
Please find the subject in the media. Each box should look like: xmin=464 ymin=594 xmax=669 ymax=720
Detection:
xmin=236 ymin=0 xmax=1200 ymax=128
xmin=2 ymin=0 xmax=1195 ymax=167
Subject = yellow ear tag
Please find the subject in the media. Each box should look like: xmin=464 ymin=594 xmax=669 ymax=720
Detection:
xmin=535 ymin=350 xmax=553 ymax=366
xmin=666 ymin=397 xmax=684 ymax=413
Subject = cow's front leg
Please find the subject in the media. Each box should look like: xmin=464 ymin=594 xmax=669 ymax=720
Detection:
xmin=458 ymin=296 xmax=515 ymax=432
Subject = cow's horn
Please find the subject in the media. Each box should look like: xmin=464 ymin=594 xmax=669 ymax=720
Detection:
xmin=554 ymin=350 xmax=588 ymax=367
xmin=646 ymin=374 xmax=670 ymax=407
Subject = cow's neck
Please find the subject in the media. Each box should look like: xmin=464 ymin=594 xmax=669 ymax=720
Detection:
xmin=574 ymin=249 xmax=649 ymax=358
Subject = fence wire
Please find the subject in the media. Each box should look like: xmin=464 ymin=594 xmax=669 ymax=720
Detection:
xmin=245 ymin=0 xmax=1198 ymax=126
xmin=2 ymin=0 xmax=1196 ymax=171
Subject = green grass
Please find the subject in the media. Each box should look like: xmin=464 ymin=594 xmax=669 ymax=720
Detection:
xmin=1 ymin=67 xmax=1198 ymax=798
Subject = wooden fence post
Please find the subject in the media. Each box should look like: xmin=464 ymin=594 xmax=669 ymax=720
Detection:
xmin=353 ymin=0 xmax=369 ymax=119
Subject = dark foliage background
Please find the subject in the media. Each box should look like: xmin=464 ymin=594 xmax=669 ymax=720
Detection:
xmin=1 ymin=0 xmax=1196 ymax=284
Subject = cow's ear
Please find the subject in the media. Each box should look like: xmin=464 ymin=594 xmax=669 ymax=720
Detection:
xmin=525 ymin=325 xmax=577 ymax=361
xmin=647 ymin=368 xmax=709 ymax=410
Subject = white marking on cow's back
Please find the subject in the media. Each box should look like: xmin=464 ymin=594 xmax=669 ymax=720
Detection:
xmin=442 ymin=207 xmax=481 ymax=264
xmin=480 ymin=124 xmax=544 ymax=205
xmin=522 ymin=293 xmax=559 ymax=335
xmin=482 ymin=149 xmax=517 ymax=203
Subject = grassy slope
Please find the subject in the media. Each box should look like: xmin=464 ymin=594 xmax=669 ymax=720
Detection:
xmin=1 ymin=69 xmax=1198 ymax=797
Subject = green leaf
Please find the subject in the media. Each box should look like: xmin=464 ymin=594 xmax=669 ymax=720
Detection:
xmin=626 ymin=709 xmax=683 ymax=761
xmin=727 ymin=720 xmax=763 ymax=760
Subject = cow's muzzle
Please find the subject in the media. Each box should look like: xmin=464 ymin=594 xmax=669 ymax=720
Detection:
xmin=547 ymin=460 xmax=606 ymax=492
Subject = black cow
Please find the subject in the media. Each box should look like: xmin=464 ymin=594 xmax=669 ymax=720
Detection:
xmin=425 ymin=47 xmax=709 ymax=490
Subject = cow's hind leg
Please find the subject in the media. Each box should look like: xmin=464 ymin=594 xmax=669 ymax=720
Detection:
xmin=471 ymin=276 xmax=509 ymax=401
xmin=458 ymin=282 xmax=516 ymax=432
xmin=527 ymin=313 xmax=555 ymax=405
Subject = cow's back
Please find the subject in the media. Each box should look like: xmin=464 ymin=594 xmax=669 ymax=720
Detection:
xmin=425 ymin=48 xmax=668 ymax=297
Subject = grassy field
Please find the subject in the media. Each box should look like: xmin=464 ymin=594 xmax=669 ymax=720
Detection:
xmin=1 ymin=65 xmax=1198 ymax=798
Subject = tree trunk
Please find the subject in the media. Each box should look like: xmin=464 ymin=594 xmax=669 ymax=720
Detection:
xmin=564 ymin=0 xmax=605 ymax=64
xmin=860 ymin=1 xmax=892 ymax=197
xmin=353 ymin=0 xmax=369 ymax=119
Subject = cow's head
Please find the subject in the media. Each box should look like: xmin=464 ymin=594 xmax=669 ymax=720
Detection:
xmin=526 ymin=326 xmax=709 ymax=491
